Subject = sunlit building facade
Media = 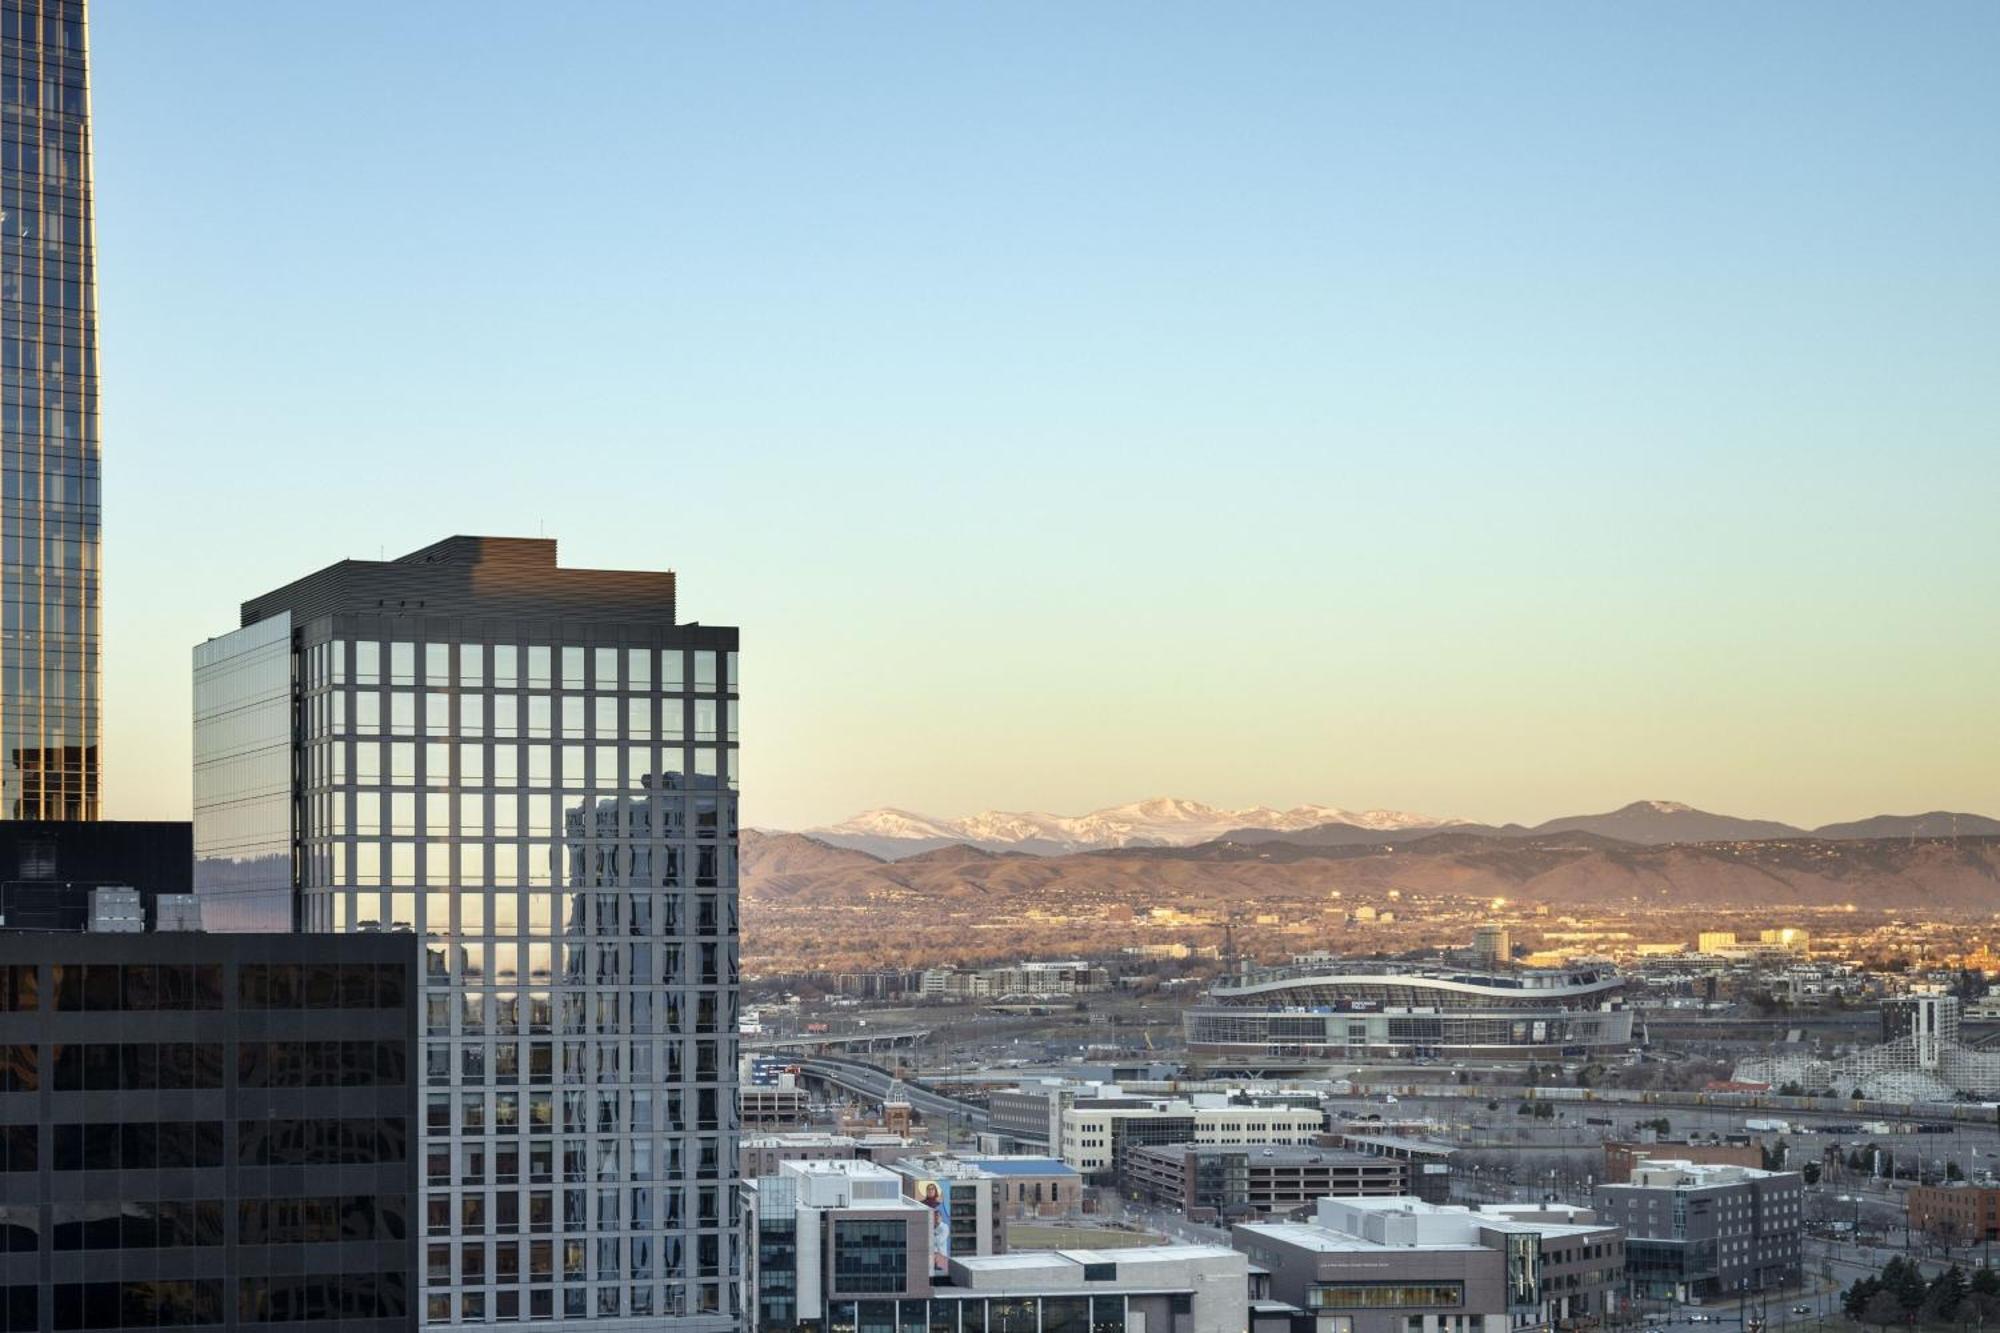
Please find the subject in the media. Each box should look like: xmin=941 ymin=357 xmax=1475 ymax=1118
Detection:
xmin=1 ymin=0 xmax=101 ymax=819
xmin=193 ymin=536 xmax=741 ymax=1332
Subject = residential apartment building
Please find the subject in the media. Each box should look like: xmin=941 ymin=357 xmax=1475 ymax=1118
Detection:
xmin=192 ymin=536 xmax=739 ymax=1331
xmin=918 ymin=962 xmax=1110 ymax=1001
xmin=1235 ymin=1197 xmax=1624 ymax=1333
xmin=1592 ymin=1160 xmax=1803 ymax=1300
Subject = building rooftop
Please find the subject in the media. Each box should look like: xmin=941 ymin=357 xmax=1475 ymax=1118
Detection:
xmin=238 ymin=535 xmax=690 ymax=629
xmin=1241 ymin=1196 xmax=1614 ymax=1254
xmin=1233 ymin=1221 xmax=1488 ymax=1255
xmin=1610 ymin=1159 xmax=1792 ymax=1189
xmin=1338 ymin=1134 xmax=1459 ymax=1156
xmin=960 ymin=1156 xmax=1079 ymax=1178
xmin=1133 ymin=1144 xmax=1389 ymax=1168
xmin=744 ymin=1132 xmax=859 ymax=1148
xmin=954 ymin=1245 xmax=1243 ymax=1275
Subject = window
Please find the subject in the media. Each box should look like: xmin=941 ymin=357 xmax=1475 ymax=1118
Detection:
xmin=1308 ymin=1286 xmax=1464 ymax=1310
xmin=833 ymin=1220 xmax=909 ymax=1294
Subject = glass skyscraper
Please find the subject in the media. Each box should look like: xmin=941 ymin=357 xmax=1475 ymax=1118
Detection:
xmin=1 ymin=0 xmax=101 ymax=820
xmin=193 ymin=537 xmax=742 ymax=1331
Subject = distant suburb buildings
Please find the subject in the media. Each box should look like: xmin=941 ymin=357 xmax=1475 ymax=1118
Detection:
xmin=1 ymin=0 xmax=102 ymax=819
xmin=1184 ymin=962 xmax=1632 ymax=1073
xmin=918 ymin=961 xmax=1109 ymax=1001
xmin=193 ymin=537 xmax=740 ymax=1330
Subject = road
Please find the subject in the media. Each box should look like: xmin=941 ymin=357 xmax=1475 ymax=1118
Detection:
xmin=795 ymin=1054 xmax=993 ymax=1129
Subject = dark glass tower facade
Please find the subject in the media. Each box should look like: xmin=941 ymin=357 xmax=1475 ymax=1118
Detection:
xmin=0 ymin=0 xmax=100 ymax=820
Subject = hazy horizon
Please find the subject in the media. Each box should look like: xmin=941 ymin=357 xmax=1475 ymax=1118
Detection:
xmin=88 ymin=3 xmax=1999 ymax=832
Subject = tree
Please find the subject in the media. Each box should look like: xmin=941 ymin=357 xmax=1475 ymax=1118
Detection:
xmin=1862 ymin=1287 xmax=1905 ymax=1329
xmin=1922 ymin=1266 xmax=1967 ymax=1323
xmin=1763 ymin=1139 xmax=1789 ymax=1171
xmin=1947 ymin=1159 xmax=1965 ymax=1181
xmin=1801 ymin=1162 xmax=1822 ymax=1185
xmin=1883 ymin=1256 xmax=1928 ymax=1311
xmin=1969 ymin=1268 xmax=2000 ymax=1298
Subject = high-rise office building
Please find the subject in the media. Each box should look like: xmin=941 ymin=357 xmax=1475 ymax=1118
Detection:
xmin=0 ymin=931 xmax=421 ymax=1333
xmin=192 ymin=536 xmax=742 ymax=1331
xmin=1 ymin=0 xmax=102 ymax=820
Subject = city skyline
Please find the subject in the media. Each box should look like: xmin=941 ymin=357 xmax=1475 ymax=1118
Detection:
xmin=80 ymin=2 xmax=2000 ymax=832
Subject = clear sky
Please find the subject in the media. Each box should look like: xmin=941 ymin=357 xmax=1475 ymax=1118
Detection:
xmin=91 ymin=2 xmax=1999 ymax=831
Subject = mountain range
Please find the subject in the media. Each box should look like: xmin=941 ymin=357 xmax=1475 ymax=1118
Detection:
xmin=800 ymin=797 xmax=2000 ymax=859
xmin=802 ymin=797 xmax=1455 ymax=859
xmin=738 ymin=825 xmax=2000 ymax=973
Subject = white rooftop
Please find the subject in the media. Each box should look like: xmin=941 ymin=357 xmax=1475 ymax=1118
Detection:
xmin=779 ymin=1158 xmax=923 ymax=1209
xmin=1241 ymin=1197 xmax=1613 ymax=1253
xmin=1615 ymin=1159 xmax=1786 ymax=1189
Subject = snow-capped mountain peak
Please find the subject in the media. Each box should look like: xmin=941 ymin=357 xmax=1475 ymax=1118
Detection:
xmin=806 ymin=797 xmax=1459 ymax=859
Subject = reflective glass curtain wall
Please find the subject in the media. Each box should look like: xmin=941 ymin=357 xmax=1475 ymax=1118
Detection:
xmin=191 ymin=613 xmax=297 ymax=931
xmin=0 ymin=0 xmax=100 ymax=820
xmin=300 ymin=627 xmax=741 ymax=1331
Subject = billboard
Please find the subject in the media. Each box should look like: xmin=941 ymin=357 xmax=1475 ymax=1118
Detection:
xmin=915 ymin=1179 xmax=952 ymax=1275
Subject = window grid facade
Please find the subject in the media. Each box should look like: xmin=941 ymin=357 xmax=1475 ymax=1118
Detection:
xmin=289 ymin=632 xmax=739 ymax=1327
xmin=0 ymin=0 xmax=101 ymax=820
xmin=194 ymin=540 xmax=739 ymax=1333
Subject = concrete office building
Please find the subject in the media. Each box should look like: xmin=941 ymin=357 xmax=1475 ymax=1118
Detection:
xmin=745 ymin=1161 xmax=1249 ymax=1333
xmin=1592 ymin=1161 xmax=1803 ymax=1300
xmin=0 ymin=0 xmax=103 ymax=820
xmin=0 ymin=930 xmax=420 ymax=1333
xmin=192 ymin=536 xmax=739 ymax=1330
xmin=1124 ymin=1144 xmax=1409 ymax=1222
xmin=1058 ymin=1098 xmax=1323 ymax=1177
xmin=882 ymin=1157 xmax=1003 ymax=1264
xmin=1235 ymin=1197 xmax=1624 ymax=1333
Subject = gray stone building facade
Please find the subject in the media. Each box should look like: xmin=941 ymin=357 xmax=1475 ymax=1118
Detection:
xmin=1592 ymin=1160 xmax=1802 ymax=1300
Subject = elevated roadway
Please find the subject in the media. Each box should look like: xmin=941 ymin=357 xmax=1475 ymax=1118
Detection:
xmin=792 ymin=1054 xmax=991 ymax=1130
